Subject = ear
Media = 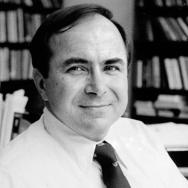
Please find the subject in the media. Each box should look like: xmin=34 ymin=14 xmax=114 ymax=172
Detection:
xmin=33 ymin=68 xmax=48 ymax=101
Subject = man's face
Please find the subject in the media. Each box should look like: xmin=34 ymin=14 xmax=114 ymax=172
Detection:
xmin=43 ymin=15 xmax=128 ymax=141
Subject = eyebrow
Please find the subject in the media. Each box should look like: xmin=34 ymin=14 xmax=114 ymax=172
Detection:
xmin=104 ymin=58 xmax=124 ymax=65
xmin=62 ymin=58 xmax=89 ymax=67
xmin=61 ymin=57 xmax=125 ymax=68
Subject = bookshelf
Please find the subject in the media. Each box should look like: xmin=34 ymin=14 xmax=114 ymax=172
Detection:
xmin=131 ymin=0 xmax=188 ymax=124
xmin=0 ymin=0 xmax=63 ymax=122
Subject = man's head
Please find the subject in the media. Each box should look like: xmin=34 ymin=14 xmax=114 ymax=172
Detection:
xmin=30 ymin=4 xmax=130 ymax=141
xmin=30 ymin=4 xmax=130 ymax=78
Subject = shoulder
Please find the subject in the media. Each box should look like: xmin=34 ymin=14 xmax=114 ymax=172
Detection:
xmin=108 ymin=117 xmax=149 ymax=138
xmin=0 ymin=117 xmax=51 ymax=168
xmin=106 ymin=117 xmax=161 ymax=150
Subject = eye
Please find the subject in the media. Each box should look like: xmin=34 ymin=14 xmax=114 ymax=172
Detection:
xmin=66 ymin=66 xmax=88 ymax=75
xmin=104 ymin=65 xmax=120 ymax=72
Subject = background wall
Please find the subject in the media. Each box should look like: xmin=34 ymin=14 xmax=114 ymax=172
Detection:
xmin=63 ymin=0 xmax=135 ymax=43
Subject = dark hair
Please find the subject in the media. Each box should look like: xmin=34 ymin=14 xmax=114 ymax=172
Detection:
xmin=29 ymin=4 xmax=130 ymax=78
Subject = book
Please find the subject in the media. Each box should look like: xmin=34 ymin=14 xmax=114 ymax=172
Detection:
xmin=21 ymin=49 xmax=33 ymax=80
xmin=6 ymin=10 xmax=18 ymax=42
xmin=171 ymin=58 xmax=183 ymax=89
xmin=9 ymin=50 xmax=17 ymax=80
xmin=16 ymin=50 xmax=22 ymax=80
xmin=157 ymin=109 xmax=174 ymax=117
xmin=164 ymin=58 xmax=176 ymax=89
xmin=134 ymin=100 xmax=156 ymax=116
xmin=178 ymin=56 xmax=188 ymax=90
xmin=154 ymin=94 xmax=186 ymax=110
xmin=0 ymin=48 xmax=9 ymax=81
xmin=176 ymin=0 xmax=184 ymax=6
xmin=157 ymin=17 xmax=178 ymax=41
xmin=155 ymin=0 xmax=164 ymax=6
xmin=23 ymin=13 xmax=32 ymax=42
xmin=165 ymin=0 xmax=173 ymax=6
xmin=151 ymin=56 xmax=161 ymax=88
xmin=16 ymin=8 xmax=24 ymax=42
xmin=176 ymin=17 xmax=188 ymax=38
xmin=40 ymin=0 xmax=53 ymax=8
xmin=0 ymin=11 xmax=6 ymax=42
xmin=135 ymin=59 xmax=143 ymax=88
xmin=146 ymin=20 xmax=154 ymax=41
xmin=23 ymin=0 xmax=33 ymax=6
xmin=167 ymin=17 xmax=187 ymax=41
xmin=9 ymin=50 xmax=23 ymax=80
xmin=145 ymin=59 xmax=153 ymax=87
xmin=164 ymin=58 xmax=183 ymax=89
xmin=171 ymin=0 xmax=177 ymax=6
xmin=22 ymin=50 xmax=30 ymax=79
xmin=0 ymin=94 xmax=3 ymax=139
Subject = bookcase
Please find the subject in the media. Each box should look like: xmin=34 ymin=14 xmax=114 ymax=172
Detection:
xmin=0 ymin=0 xmax=63 ymax=122
xmin=131 ymin=0 xmax=188 ymax=124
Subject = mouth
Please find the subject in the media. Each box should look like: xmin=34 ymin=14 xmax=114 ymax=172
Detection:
xmin=79 ymin=104 xmax=111 ymax=108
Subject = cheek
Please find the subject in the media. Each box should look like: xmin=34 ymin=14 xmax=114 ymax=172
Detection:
xmin=49 ymin=79 xmax=83 ymax=107
xmin=112 ymin=76 xmax=128 ymax=99
xmin=45 ymin=80 xmax=66 ymax=105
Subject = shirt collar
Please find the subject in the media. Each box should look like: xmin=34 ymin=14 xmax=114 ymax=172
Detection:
xmin=42 ymin=107 xmax=100 ymax=172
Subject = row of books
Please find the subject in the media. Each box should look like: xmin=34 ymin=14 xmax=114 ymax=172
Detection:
xmin=0 ymin=9 xmax=43 ymax=43
xmin=137 ymin=0 xmax=188 ymax=7
xmin=135 ymin=56 xmax=188 ymax=90
xmin=152 ymin=0 xmax=188 ymax=7
xmin=0 ymin=90 xmax=28 ymax=147
xmin=134 ymin=94 xmax=188 ymax=118
xmin=0 ymin=0 xmax=62 ymax=8
xmin=0 ymin=48 xmax=33 ymax=81
xmin=140 ymin=17 xmax=188 ymax=41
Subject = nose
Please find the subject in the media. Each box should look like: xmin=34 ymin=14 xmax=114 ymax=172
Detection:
xmin=84 ymin=70 xmax=107 ymax=96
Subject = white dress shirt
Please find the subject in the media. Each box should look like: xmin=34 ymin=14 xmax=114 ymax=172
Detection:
xmin=0 ymin=107 xmax=187 ymax=188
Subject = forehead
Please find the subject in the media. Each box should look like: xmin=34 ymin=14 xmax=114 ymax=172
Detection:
xmin=48 ymin=14 xmax=127 ymax=59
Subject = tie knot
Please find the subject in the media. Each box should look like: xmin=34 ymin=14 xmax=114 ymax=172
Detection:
xmin=94 ymin=141 xmax=118 ymax=165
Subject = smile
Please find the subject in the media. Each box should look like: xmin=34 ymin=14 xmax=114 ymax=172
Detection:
xmin=79 ymin=104 xmax=111 ymax=108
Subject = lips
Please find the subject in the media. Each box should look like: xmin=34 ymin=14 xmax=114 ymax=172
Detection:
xmin=79 ymin=104 xmax=111 ymax=108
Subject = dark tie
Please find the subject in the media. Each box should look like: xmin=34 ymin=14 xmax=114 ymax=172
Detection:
xmin=94 ymin=141 xmax=131 ymax=188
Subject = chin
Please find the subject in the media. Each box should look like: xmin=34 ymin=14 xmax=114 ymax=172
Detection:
xmin=87 ymin=129 xmax=108 ymax=142
xmin=82 ymin=118 xmax=115 ymax=141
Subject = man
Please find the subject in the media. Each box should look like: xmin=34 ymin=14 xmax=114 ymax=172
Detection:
xmin=0 ymin=4 xmax=188 ymax=188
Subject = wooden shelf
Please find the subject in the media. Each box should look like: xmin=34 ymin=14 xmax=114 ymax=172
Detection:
xmin=133 ymin=87 xmax=188 ymax=97
xmin=168 ymin=150 xmax=188 ymax=167
xmin=137 ymin=6 xmax=188 ymax=17
xmin=0 ymin=2 xmax=61 ymax=125
xmin=134 ymin=41 xmax=188 ymax=57
xmin=132 ymin=115 xmax=188 ymax=124
xmin=0 ymin=42 xmax=30 ymax=49
xmin=132 ymin=1 xmax=188 ymax=125
xmin=0 ymin=2 xmax=60 ymax=13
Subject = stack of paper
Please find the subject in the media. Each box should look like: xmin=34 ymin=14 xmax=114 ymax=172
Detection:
xmin=0 ymin=90 xmax=28 ymax=148
xmin=149 ymin=122 xmax=188 ymax=151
